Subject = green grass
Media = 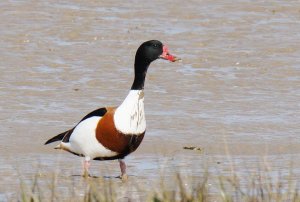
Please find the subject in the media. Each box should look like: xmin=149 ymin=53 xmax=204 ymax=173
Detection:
xmin=16 ymin=168 xmax=299 ymax=202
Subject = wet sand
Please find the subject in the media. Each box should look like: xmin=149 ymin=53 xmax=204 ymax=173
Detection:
xmin=1 ymin=0 xmax=300 ymax=200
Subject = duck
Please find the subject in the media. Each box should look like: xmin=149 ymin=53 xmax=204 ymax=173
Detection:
xmin=45 ymin=40 xmax=179 ymax=180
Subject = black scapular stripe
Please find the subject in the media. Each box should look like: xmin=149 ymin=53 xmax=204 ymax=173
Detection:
xmin=78 ymin=107 xmax=107 ymax=122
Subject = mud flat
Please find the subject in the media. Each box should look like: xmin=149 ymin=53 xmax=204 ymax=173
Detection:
xmin=0 ymin=0 xmax=299 ymax=200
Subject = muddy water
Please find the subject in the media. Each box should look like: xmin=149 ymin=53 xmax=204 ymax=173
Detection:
xmin=1 ymin=0 xmax=300 ymax=200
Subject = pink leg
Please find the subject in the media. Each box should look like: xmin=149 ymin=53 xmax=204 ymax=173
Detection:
xmin=83 ymin=157 xmax=91 ymax=177
xmin=118 ymin=159 xmax=128 ymax=181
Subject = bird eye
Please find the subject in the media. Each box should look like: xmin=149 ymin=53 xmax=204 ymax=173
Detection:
xmin=153 ymin=44 xmax=159 ymax=48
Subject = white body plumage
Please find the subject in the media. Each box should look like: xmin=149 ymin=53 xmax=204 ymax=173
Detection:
xmin=58 ymin=116 xmax=118 ymax=159
xmin=114 ymin=90 xmax=146 ymax=135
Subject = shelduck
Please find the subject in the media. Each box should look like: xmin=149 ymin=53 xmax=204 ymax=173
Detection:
xmin=45 ymin=40 xmax=179 ymax=180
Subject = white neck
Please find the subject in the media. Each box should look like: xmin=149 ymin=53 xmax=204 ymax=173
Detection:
xmin=114 ymin=90 xmax=146 ymax=135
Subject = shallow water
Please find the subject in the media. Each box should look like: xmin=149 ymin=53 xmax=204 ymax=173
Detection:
xmin=1 ymin=0 xmax=300 ymax=200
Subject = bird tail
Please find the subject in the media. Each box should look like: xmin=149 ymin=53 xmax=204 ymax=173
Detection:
xmin=44 ymin=130 xmax=71 ymax=145
xmin=54 ymin=144 xmax=62 ymax=149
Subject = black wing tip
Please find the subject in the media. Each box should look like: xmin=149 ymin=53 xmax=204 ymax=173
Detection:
xmin=44 ymin=131 xmax=68 ymax=145
xmin=44 ymin=139 xmax=52 ymax=145
xmin=44 ymin=108 xmax=108 ymax=146
xmin=44 ymin=138 xmax=57 ymax=145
